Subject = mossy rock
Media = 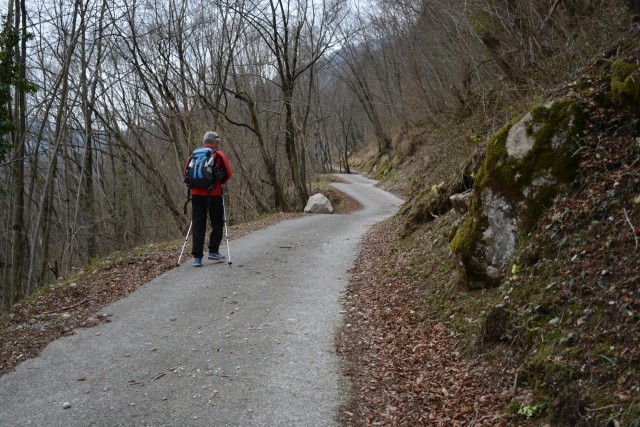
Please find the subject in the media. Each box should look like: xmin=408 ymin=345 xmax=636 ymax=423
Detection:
xmin=451 ymin=99 xmax=588 ymax=289
xmin=401 ymin=182 xmax=450 ymax=235
xmin=611 ymin=59 xmax=640 ymax=108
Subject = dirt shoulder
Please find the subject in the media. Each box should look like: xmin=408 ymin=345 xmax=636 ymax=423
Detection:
xmin=335 ymin=215 xmax=513 ymax=426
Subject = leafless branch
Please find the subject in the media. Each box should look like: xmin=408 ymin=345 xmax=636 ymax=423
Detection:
xmin=623 ymin=208 xmax=638 ymax=251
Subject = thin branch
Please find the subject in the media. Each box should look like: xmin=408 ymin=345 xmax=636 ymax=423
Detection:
xmin=538 ymin=0 xmax=562 ymax=34
xmin=0 ymin=157 xmax=25 ymax=168
xmin=36 ymin=298 xmax=91 ymax=317
xmin=585 ymin=403 xmax=622 ymax=412
xmin=623 ymin=208 xmax=638 ymax=251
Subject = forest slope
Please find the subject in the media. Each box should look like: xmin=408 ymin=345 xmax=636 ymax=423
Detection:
xmin=341 ymin=28 xmax=639 ymax=426
xmin=0 ymin=16 xmax=638 ymax=427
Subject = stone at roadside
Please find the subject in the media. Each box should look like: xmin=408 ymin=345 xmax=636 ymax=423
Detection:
xmin=304 ymin=193 xmax=334 ymax=214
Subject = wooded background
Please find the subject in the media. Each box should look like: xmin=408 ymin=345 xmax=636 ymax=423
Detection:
xmin=0 ymin=0 xmax=633 ymax=309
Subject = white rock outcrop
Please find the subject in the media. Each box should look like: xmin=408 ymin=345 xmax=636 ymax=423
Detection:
xmin=451 ymin=99 xmax=586 ymax=288
xmin=304 ymin=193 xmax=334 ymax=214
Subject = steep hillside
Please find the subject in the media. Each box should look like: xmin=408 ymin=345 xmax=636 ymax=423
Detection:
xmin=345 ymin=29 xmax=639 ymax=426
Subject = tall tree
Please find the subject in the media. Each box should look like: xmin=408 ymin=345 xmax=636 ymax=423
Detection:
xmin=5 ymin=0 xmax=35 ymax=306
xmin=228 ymin=0 xmax=348 ymax=210
xmin=76 ymin=0 xmax=108 ymax=261
xmin=25 ymin=0 xmax=83 ymax=293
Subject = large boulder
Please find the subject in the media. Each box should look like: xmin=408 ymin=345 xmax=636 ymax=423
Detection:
xmin=304 ymin=193 xmax=334 ymax=214
xmin=451 ymin=100 xmax=587 ymax=289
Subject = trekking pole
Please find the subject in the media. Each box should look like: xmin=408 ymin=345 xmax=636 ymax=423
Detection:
xmin=177 ymin=221 xmax=192 ymax=267
xmin=221 ymin=187 xmax=232 ymax=266
xmin=176 ymin=187 xmax=193 ymax=267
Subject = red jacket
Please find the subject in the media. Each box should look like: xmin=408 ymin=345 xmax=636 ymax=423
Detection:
xmin=183 ymin=144 xmax=232 ymax=196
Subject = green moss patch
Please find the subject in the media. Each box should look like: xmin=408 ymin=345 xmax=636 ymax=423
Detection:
xmin=611 ymin=59 xmax=640 ymax=107
xmin=480 ymin=100 xmax=586 ymax=230
xmin=451 ymin=99 xmax=588 ymax=289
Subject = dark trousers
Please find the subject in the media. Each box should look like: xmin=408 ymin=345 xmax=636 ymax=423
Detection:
xmin=191 ymin=194 xmax=224 ymax=258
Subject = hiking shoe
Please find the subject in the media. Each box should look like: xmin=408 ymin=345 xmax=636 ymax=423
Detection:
xmin=208 ymin=252 xmax=225 ymax=261
xmin=193 ymin=258 xmax=202 ymax=267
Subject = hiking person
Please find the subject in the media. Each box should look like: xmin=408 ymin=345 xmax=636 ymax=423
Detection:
xmin=183 ymin=131 xmax=232 ymax=267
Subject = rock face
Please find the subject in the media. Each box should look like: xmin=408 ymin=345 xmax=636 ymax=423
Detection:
xmin=451 ymin=100 xmax=587 ymax=289
xmin=449 ymin=190 xmax=472 ymax=214
xmin=304 ymin=193 xmax=334 ymax=214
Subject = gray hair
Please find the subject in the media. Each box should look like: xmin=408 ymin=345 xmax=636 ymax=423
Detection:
xmin=203 ymin=131 xmax=221 ymax=144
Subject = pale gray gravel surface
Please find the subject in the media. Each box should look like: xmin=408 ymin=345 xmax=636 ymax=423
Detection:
xmin=0 ymin=174 xmax=403 ymax=427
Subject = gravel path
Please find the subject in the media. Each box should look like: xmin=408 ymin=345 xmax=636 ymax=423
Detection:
xmin=0 ymin=174 xmax=402 ymax=427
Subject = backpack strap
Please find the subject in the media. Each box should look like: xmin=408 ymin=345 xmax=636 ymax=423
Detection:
xmin=210 ymin=149 xmax=227 ymax=180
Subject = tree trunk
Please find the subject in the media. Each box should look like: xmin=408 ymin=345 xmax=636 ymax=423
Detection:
xmin=78 ymin=0 xmax=107 ymax=260
xmin=283 ymin=94 xmax=308 ymax=211
xmin=8 ymin=0 xmax=29 ymax=304
xmin=26 ymin=0 xmax=81 ymax=292
xmin=230 ymin=89 xmax=288 ymax=211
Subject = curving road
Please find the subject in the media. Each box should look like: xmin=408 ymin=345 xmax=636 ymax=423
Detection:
xmin=0 ymin=174 xmax=403 ymax=427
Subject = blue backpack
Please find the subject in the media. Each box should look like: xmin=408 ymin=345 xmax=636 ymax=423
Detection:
xmin=184 ymin=147 xmax=226 ymax=190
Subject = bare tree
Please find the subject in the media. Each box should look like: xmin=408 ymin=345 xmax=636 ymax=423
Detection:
xmin=6 ymin=0 xmax=35 ymax=305
xmin=223 ymin=0 xmax=349 ymax=210
xmin=76 ymin=0 xmax=109 ymax=261
xmin=25 ymin=0 xmax=85 ymax=293
xmin=335 ymin=37 xmax=393 ymax=158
